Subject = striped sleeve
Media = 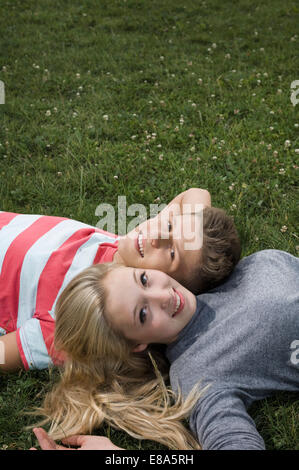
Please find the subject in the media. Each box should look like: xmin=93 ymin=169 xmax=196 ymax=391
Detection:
xmin=0 ymin=211 xmax=117 ymax=369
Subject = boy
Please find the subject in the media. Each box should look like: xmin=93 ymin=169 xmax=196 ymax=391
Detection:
xmin=0 ymin=188 xmax=240 ymax=372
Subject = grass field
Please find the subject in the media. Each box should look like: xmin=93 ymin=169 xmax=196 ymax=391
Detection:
xmin=0 ymin=0 xmax=298 ymax=450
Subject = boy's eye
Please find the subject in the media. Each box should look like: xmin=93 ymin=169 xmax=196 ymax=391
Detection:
xmin=170 ymin=248 xmax=175 ymax=260
xmin=139 ymin=307 xmax=147 ymax=324
xmin=140 ymin=271 xmax=148 ymax=286
xmin=167 ymin=221 xmax=172 ymax=232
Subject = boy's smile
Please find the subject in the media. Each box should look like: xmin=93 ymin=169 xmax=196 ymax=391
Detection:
xmin=103 ymin=266 xmax=197 ymax=349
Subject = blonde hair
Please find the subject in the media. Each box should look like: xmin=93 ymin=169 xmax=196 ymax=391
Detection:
xmin=33 ymin=263 xmax=203 ymax=450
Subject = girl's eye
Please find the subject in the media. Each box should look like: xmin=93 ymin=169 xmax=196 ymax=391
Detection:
xmin=140 ymin=271 xmax=148 ymax=286
xmin=168 ymin=221 xmax=172 ymax=232
xmin=170 ymin=248 xmax=175 ymax=260
xmin=139 ymin=307 xmax=147 ymax=324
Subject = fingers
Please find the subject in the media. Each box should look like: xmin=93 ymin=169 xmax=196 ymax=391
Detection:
xmin=33 ymin=428 xmax=57 ymax=450
xmin=61 ymin=435 xmax=85 ymax=447
xmin=33 ymin=428 xmax=73 ymax=450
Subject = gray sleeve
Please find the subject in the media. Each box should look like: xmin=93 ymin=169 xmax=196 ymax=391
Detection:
xmin=189 ymin=386 xmax=266 ymax=450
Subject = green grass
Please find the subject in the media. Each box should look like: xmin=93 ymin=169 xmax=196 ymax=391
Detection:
xmin=0 ymin=0 xmax=298 ymax=450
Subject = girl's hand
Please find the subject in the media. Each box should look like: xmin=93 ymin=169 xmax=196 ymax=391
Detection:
xmin=30 ymin=427 xmax=123 ymax=450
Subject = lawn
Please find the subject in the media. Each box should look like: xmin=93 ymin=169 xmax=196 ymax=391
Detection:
xmin=0 ymin=0 xmax=298 ymax=450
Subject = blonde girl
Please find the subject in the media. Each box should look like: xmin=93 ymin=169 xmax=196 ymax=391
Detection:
xmin=33 ymin=262 xmax=203 ymax=450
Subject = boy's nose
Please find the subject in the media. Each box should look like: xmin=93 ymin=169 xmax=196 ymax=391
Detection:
xmin=149 ymin=230 xmax=170 ymax=249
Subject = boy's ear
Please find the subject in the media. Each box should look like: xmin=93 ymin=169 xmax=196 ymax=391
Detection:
xmin=132 ymin=343 xmax=148 ymax=353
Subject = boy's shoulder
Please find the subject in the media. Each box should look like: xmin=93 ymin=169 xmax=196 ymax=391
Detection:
xmin=208 ymin=249 xmax=298 ymax=297
xmin=239 ymin=249 xmax=298 ymax=269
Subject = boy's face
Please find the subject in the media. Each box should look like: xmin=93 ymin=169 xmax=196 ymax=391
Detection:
xmin=116 ymin=212 xmax=203 ymax=288
xmin=104 ymin=266 xmax=197 ymax=348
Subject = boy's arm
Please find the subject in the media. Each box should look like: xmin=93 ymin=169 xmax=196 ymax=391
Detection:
xmin=0 ymin=332 xmax=24 ymax=373
xmin=190 ymin=386 xmax=265 ymax=450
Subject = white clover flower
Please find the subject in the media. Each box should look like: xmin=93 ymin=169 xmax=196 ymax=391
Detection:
xmin=45 ymin=110 xmax=51 ymax=116
xmin=103 ymin=115 xmax=109 ymax=120
xmin=280 ymin=225 xmax=288 ymax=233
xmin=284 ymin=140 xmax=291 ymax=148
xmin=294 ymin=149 xmax=299 ymax=154
xmin=279 ymin=168 xmax=286 ymax=175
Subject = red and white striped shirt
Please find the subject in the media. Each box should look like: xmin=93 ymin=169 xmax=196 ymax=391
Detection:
xmin=0 ymin=211 xmax=118 ymax=370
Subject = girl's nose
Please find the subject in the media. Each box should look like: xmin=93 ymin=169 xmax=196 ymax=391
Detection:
xmin=148 ymin=285 xmax=172 ymax=312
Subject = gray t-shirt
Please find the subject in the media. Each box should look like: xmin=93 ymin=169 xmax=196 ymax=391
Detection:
xmin=166 ymin=250 xmax=299 ymax=450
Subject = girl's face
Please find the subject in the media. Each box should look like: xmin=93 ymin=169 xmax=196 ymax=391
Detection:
xmin=104 ymin=266 xmax=197 ymax=350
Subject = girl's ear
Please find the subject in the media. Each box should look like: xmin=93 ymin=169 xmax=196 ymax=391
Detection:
xmin=132 ymin=343 xmax=148 ymax=353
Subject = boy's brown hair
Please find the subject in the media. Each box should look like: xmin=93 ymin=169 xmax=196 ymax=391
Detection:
xmin=186 ymin=207 xmax=241 ymax=295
